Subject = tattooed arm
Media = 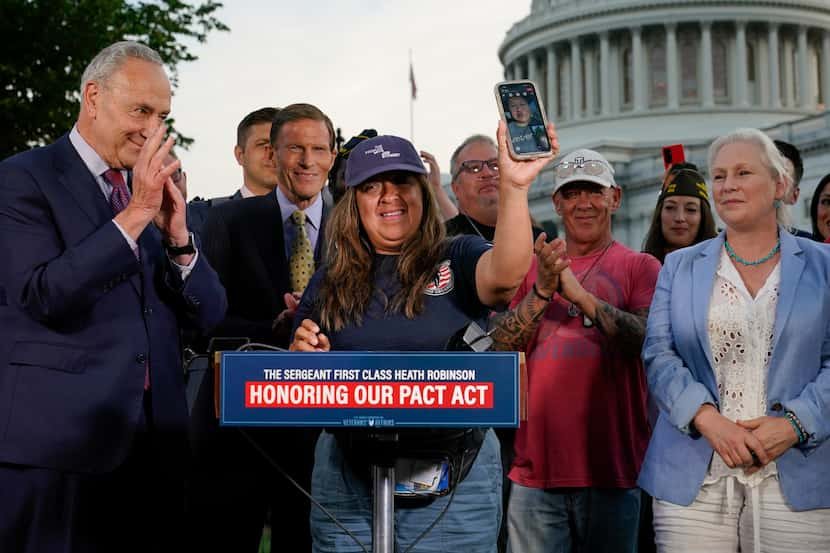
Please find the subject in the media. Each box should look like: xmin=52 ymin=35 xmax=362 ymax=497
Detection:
xmin=558 ymin=267 xmax=648 ymax=357
xmin=490 ymin=288 xmax=550 ymax=351
xmin=490 ymin=235 xmax=569 ymax=351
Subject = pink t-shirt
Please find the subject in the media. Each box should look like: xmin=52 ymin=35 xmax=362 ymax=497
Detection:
xmin=508 ymin=241 xmax=661 ymax=489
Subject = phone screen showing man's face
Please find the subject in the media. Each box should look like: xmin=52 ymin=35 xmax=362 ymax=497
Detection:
xmin=499 ymin=83 xmax=550 ymax=156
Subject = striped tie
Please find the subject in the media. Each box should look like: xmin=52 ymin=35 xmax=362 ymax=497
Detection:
xmin=103 ymin=169 xmax=130 ymax=214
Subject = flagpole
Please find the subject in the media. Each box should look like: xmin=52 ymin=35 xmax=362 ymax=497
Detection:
xmin=409 ymin=49 xmax=414 ymax=143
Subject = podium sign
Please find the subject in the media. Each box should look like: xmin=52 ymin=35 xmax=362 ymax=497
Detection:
xmin=219 ymin=351 xmax=521 ymax=428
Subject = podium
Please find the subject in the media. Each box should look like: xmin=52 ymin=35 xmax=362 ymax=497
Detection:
xmin=218 ymin=351 xmax=525 ymax=553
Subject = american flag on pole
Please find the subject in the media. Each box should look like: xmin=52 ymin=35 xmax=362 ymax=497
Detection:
xmin=409 ymin=60 xmax=417 ymax=100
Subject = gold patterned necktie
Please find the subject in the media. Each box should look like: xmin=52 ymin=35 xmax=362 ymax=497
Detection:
xmin=289 ymin=210 xmax=314 ymax=293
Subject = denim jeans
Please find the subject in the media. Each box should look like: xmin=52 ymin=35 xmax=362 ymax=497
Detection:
xmin=310 ymin=429 xmax=502 ymax=553
xmin=506 ymin=483 xmax=641 ymax=553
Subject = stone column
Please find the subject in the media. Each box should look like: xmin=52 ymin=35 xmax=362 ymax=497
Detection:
xmin=768 ymin=24 xmax=781 ymax=108
xmin=783 ymin=37 xmax=796 ymax=107
xmin=823 ymin=30 xmax=830 ymax=107
xmin=701 ymin=21 xmax=715 ymax=108
xmin=666 ymin=23 xmax=679 ymax=109
xmin=547 ymin=44 xmax=559 ymax=119
xmin=797 ymin=26 xmax=812 ymax=108
xmin=632 ymin=26 xmax=646 ymax=111
xmin=600 ymin=32 xmax=611 ymax=116
xmin=571 ymin=37 xmax=582 ymax=120
xmin=529 ymin=52 xmax=540 ymax=88
xmin=584 ymin=45 xmax=596 ymax=116
xmin=609 ymin=41 xmax=619 ymax=113
xmin=735 ymin=21 xmax=749 ymax=107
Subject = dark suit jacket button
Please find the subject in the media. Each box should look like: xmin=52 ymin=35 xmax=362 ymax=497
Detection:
xmin=136 ymin=353 xmax=147 ymax=363
xmin=771 ymin=402 xmax=783 ymax=412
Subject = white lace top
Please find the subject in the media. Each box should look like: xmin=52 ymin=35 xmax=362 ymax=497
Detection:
xmin=703 ymin=248 xmax=781 ymax=487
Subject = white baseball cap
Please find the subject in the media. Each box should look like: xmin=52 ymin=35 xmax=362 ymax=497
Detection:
xmin=552 ymin=148 xmax=616 ymax=195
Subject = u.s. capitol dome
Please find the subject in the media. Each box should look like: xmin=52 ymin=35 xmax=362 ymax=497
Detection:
xmin=500 ymin=0 xmax=830 ymax=245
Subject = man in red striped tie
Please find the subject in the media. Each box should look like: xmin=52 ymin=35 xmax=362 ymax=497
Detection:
xmin=0 ymin=41 xmax=227 ymax=553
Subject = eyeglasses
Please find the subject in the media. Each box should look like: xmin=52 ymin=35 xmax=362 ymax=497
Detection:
xmin=553 ymin=158 xmax=612 ymax=179
xmin=453 ymin=158 xmax=499 ymax=180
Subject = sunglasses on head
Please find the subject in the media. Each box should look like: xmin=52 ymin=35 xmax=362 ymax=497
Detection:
xmin=453 ymin=158 xmax=499 ymax=180
xmin=554 ymin=158 xmax=611 ymax=179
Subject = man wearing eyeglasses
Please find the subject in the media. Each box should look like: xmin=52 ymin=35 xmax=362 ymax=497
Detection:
xmin=446 ymin=135 xmax=544 ymax=243
xmin=491 ymin=148 xmax=661 ymax=553
xmin=445 ymin=133 xmax=545 ymax=553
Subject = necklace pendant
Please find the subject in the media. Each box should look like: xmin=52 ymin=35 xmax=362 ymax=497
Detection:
xmin=568 ymin=303 xmax=580 ymax=317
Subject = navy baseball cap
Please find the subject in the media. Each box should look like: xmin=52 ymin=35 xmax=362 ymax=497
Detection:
xmin=345 ymin=135 xmax=427 ymax=187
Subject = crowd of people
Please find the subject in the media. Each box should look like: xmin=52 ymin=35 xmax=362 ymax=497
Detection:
xmin=1 ymin=40 xmax=830 ymax=553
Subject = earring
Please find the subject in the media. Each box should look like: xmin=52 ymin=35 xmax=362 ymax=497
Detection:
xmin=773 ymin=199 xmax=782 ymax=209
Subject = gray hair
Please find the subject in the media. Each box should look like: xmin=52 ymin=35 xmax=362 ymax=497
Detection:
xmin=707 ymin=128 xmax=791 ymax=227
xmin=79 ymin=41 xmax=163 ymax=97
xmin=450 ymin=134 xmax=497 ymax=178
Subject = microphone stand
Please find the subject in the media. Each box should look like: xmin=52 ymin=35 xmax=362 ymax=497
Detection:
xmin=369 ymin=432 xmax=397 ymax=553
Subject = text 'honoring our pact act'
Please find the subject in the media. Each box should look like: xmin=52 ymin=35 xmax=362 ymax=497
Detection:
xmin=245 ymin=382 xmax=494 ymax=408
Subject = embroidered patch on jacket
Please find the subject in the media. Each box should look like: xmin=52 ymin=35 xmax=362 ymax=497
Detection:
xmin=424 ymin=260 xmax=454 ymax=296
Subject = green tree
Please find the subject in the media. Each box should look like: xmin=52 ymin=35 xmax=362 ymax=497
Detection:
xmin=0 ymin=0 xmax=229 ymax=158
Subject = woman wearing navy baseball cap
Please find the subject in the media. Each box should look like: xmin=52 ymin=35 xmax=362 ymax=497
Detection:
xmin=291 ymin=121 xmax=558 ymax=552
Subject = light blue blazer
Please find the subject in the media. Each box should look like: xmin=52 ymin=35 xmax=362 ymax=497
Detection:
xmin=637 ymin=229 xmax=830 ymax=511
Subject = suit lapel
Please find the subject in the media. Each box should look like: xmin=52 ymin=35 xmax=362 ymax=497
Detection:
xmin=316 ymin=202 xmax=329 ymax=265
xmin=259 ymin=195 xmax=290 ymax=296
xmin=771 ymin=230 xmax=805 ymax=355
xmin=691 ymin=233 xmax=723 ymax=393
xmin=53 ymin=135 xmax=112 ymax=226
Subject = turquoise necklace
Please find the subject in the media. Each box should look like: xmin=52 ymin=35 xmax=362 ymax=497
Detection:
xmin=724 ymin=237 xmax=780 ymax=266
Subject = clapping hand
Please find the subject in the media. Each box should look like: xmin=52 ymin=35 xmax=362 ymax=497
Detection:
xmin=533 ymin=234 xmax=569 ymax=298
xmin=115 ymin=124 xmax=180 ymax=241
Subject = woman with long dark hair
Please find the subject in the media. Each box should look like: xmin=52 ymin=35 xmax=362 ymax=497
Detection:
xmin=291 ymin=125 xmax=558 ymax=552
xmin=642 ymin=166 xmax=718 ymax=264
xmin=809 ymin=173 xmax=830 ymax=242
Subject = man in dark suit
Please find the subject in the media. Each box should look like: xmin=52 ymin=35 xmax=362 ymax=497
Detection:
xmin=0 ymin=41 xmax=227 ymax=553
xmin=186 ymin=107 xmax=281 ymax=236
xmin=188 ymin=103 xmax=336 ymax=552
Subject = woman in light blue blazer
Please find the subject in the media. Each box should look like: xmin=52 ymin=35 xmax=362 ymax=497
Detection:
xmin=638 ymin=128 xmax=830 ymax=553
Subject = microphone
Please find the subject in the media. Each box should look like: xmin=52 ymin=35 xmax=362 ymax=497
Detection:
xmin=444 ymin=321 xmax=493 ymax=352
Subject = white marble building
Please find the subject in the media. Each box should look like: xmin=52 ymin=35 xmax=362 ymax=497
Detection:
xmin=499 ymin=0 xmax=830 ymax=246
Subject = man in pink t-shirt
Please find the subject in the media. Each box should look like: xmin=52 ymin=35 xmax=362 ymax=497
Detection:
xmin=491 ymin=148 xmax=661 ymax=553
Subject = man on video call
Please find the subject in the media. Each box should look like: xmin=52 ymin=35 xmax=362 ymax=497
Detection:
xmin=507 ymin=95 xmax=549 ymax=154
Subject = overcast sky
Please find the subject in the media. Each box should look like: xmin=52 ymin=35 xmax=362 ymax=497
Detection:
xmin=173 ymin=0 xmax=527 ymax=199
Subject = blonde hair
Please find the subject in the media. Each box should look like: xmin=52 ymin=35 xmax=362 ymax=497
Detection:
xmin=708 ymin=128 xmax=791 ymax=227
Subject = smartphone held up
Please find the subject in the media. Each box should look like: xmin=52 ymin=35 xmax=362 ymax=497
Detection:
xmin=495 ymin=80 xmax=553 ymax=160
xmin=661 ymin=144 xmax=685 ymax=170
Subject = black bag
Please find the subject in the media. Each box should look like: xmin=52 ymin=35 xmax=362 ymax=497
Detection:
xmin=335 ymin=428 xmax=486 ymax=495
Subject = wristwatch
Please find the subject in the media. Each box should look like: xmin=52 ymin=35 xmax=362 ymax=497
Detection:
xmin=164 ymin=232 xmax=196 ymax=256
